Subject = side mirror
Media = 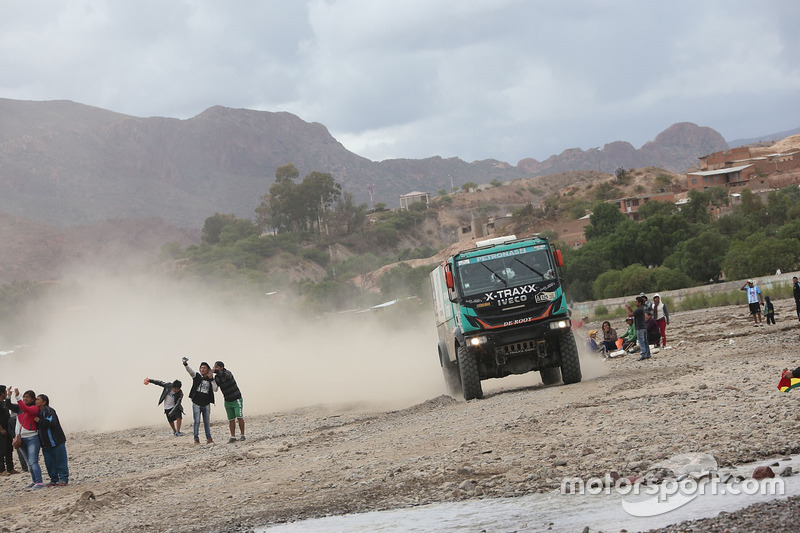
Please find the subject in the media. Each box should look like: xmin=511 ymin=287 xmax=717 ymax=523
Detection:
xmin=554 ymin=250 xmax=564 ymax=267
xmin=445 ymin=268 xmax=454 ymax=290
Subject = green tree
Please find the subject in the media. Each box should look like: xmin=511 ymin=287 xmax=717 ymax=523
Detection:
xmin=681 ymin=229 xmax=729 ymax=282
xmin=202 ymin=213 xmax=238 ymax=245
xmin=461 ymin=182 xmax=478 ymax=191
xmin=300 ymin=171 xmax=342 ymax=234
xmin=584 ymin=202 xmax=626 ymax=240
xmin=680 ymin=190 xmax=712 ymax=224
xmin=637 ymin=200 xmax=676 ymax=219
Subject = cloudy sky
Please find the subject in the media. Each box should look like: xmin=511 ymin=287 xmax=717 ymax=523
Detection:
xmin=1 ymin=0 xmax=798 ymax=164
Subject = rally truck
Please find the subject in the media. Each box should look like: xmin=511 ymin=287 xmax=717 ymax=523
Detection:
xmin=429 ymin=235 xmax=580 ymax=400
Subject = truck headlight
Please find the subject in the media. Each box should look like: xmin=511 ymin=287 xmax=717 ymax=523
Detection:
xmin=549 ymin=320 xmax=569 ymax=330
xmin=469 ymin=336 xmax=487 ymax=346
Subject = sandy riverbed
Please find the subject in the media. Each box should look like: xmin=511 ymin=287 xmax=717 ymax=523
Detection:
xmin=2 ymin=299 xmax=800 ymax=532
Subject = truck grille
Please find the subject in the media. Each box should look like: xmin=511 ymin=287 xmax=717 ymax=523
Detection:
xmin=500 ymin=341 xmax=537 ymax=355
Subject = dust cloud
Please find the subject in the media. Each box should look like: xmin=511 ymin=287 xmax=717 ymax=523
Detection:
xmin=0 ymin=275 xmax=445 ymax=432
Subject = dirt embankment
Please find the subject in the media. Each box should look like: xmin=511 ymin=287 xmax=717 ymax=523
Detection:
xmin=3 ymin=300 xmax=800 ymax=532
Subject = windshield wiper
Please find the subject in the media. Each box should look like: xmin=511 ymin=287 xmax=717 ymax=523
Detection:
xmin=513 ymin=257 xmax=546 ymax=279
xmin=478 ymin=262 xmax=507 ymax=287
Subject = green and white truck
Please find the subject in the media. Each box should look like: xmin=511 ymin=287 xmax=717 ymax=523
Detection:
xmin=429 ymin=235 xmax=581 ymax=400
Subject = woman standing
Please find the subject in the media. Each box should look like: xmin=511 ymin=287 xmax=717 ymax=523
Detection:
xmin=14 ymin=388 xmax=43 ymax=490
xmin=652 ymin=294 xmax=669 ymax=347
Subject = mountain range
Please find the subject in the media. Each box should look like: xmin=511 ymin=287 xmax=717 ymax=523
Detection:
xmin=0 ymin=98 xmax=733 ymax=229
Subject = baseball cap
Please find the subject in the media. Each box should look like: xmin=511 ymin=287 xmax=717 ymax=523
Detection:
xmin=625 ymin=316 xmax=633 ymax=322
xmin=214 ymin=360 xmax=225 ymax=369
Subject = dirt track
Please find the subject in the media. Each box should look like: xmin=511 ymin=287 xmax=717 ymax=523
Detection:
xmin=3 ymin=299 xmax=800 ymax=532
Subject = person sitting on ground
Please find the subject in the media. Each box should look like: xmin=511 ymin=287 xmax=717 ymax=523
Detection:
xmin=585 ymin=330 xmax=606 ymax=355
xmin=764 ymin=296 xmax=776 ymax=325
xmin=620 ymin=316 xmax=637 ymax=351
xmin=645 ymin=311 xmax=661 ymax=347
xmin=600 ymin=321 xmax=618 ymax=353
xmin=143 ymin=377 xmax=184 ymax=437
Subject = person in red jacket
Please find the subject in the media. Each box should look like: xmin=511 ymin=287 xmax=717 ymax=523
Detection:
xmin=13 ymin=388 xmax=43 ymax=489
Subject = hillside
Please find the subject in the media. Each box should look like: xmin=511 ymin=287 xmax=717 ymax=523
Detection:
xmin=1 ymin=98 xmax=728 ymax=228
xmin=0 ymin=211 xmax=199 ymax=284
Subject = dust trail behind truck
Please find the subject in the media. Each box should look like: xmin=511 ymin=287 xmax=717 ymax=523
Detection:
xmin=429 ymin=235 xmax=581 ymax=400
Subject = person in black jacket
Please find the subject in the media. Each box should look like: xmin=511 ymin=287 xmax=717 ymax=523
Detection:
xmin=213 ymin=361 xmax=245 ymax=443
xmin=143 ymin=377 xmax=184 ymax=437
xmin=0 ymin=385 xmax=17 ymax=475
xmin=4 ymin=387 xmax=27 ymax=473
xmin=182 ymin=358 xmax=217 ymax=445
xmin=33 ymin=394 xmax=69 ymax=487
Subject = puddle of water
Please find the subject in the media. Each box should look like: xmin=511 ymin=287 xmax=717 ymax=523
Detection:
xmin=258 ymin=455 xmax=800 ymax=532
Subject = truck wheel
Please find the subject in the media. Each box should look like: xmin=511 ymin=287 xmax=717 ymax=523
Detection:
xmin=559 ymin=329 xmax=582 ymax=384
xmin=440 ymin=349 xmax=463 ymax=398
xmin=457 ymin=344 xmax=483 ymax=400
xmin=540 ymin=367 xmax=561 ymax=385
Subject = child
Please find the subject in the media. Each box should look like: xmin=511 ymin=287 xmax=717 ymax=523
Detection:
xmin=765 ymin=296 xmax=775 ymax=325
xmin=143 ymin=377 xmax=184 ymax=436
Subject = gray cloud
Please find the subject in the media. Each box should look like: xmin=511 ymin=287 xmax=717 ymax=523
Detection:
xmin=0 ymin=0 xmax=797 ymax=164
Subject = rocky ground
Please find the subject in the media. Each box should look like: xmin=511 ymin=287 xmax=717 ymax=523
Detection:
xmin=2 ymin=300 xmax=800 ymax=533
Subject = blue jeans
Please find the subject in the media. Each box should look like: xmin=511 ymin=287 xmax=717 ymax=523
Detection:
xmin=42 ymin=443 xmax=69 ymax=484
xmin=193 ymin=403 xmax=211 ymax=440
xmin=21 ymin=435 xmax=42 ymax=484
xmin=636 ymin=329 xmax=651 ymax=358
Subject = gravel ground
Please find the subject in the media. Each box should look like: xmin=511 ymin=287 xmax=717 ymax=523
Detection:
xmin=2 ymin=299 xmax=800 ymax=532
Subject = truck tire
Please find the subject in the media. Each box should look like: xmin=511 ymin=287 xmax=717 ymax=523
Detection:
xmin=457 ymin=344 xmax=483 ymax=400
xmin=559 ymin=329 xmax=582 ymax=384
xmin=440 ymin=349 xmax=463 ymax=398
xmin=540 ymin=367 xmax=561 ymax=385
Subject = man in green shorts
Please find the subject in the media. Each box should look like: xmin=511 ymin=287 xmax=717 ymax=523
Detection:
xmin=213 ymin=361 xmax=245 ymax=443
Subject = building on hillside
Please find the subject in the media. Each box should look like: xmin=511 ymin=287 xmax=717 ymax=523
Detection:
xmin=692 ymin=147 xmax=800 ymax=192
xmin=399 ymin=191 xmax=430 ymax=210
xmin=555 ymin=215 xmax=592 ymax=249
xmin=686 ymin=164 xmax=756 ymax=191
xmin=457 ymin=214 xmax=514 ymax=242
xmin=613 ymin=192 xmax=676 ymax=221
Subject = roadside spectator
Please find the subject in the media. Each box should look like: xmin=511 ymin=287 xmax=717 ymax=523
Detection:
xmin=626 ymin=297 xmax=651 ymax=361
xmin=793 ymin=276 xmax=800 ymax=322
xmin=764 ymin=296 xmax=776 ymax=325
xmin=652 ymin=294 xmax=670 ymax=347
xmin=586 ymin=330 xmax=606 ymax=355
xmin=34 ymin=394 xmax=69 ymax=487
xmin=213 ymin=361 xmax=245 ymax=443
xmin=5 ymin=388 xmax=28 ymax=473
xmin=600 ymin=321 xmax=618 ymax=352
xmin=639 ymin=292 xmax=653 ymax=315
xmin=740 ymin=280 xmax=763 ymax=326
xmin=182 ymin=358 xmax=218 ymax=445
xmin=620 ymin=317 xmax=637 ymax=351
xmin=14 ymin=388 xmax=43 ymax=489
xmin=0 ymin=385 xmax=17 ymax=476
xmin=143 ymin=377 xmax=185 ymax=437
xmin=645 ymin=311 xmax=661 ymax=347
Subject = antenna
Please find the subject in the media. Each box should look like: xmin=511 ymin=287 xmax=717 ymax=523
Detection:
xmin=367 ymin=184 xmax=375 ymax=209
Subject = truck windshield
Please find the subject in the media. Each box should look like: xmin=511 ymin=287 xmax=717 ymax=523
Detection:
xmin=456 ymin=246 xmax=556 ymax=298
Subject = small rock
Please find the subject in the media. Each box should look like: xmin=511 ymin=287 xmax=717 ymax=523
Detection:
xmin=780 ymin=467 xmax=793 ymax=477
xmin=458 ymin=479 xmax=476 ymax=492
xmin=457 ymin=467 xmax=475 ymax=476
xmin=752 ymin=466 xmax=775 ymax=480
